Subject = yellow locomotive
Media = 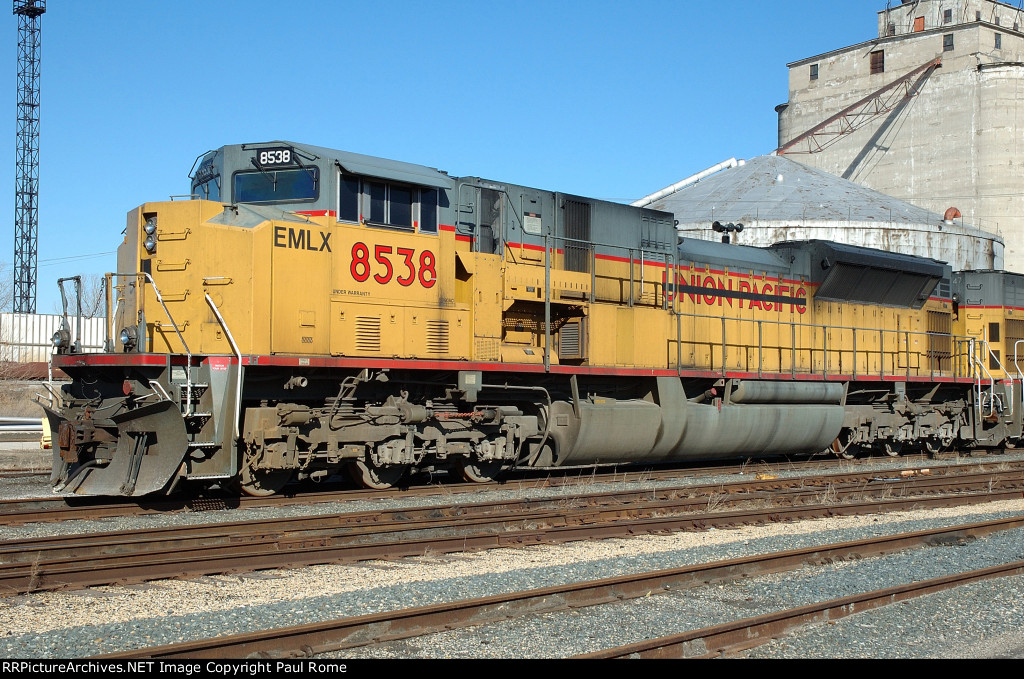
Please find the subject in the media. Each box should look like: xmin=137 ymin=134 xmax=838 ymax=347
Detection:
xmin=44 ymin=142 xmax=1021 ymax=496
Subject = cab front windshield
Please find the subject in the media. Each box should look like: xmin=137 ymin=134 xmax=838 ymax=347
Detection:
xmin=233 ymin=167 xmax=319 ymax=204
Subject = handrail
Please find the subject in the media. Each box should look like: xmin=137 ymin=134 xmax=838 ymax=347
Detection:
xmin=148 ymin=380 xmax=173 ymax=403
xmin=668 ymin=308 xmax=973 ymax=381
xmin=1015 ymin=339 xmax=1024 ymax=384
xmin=1015 ymin=339 xmax=1024 ymax=420
xmin=969 ymin=339 xmax=999 ymax=417
xmin=544 ymin=233 xmax=551 ymax=372
xmin=103 ymin=272 xmax=113 ymax=351
xmin=455 ymin=181 xmax=527 ymax=260
xmin=56 ymin=276 xmax=82 ymax=353
xmin=206 ymin=293 xmax=243 ymax=440
xmin=984 ymin=339 xmax=1015 ymax=418
xmin=503 ymin=226 xmax=673 ymax=308
xmin=565 ymin=233 xmax=669 ymax=308
xmin=109 ymin=271 xmax=193 ymax=415
xmin=454 ymin=184 xmax=676 ymax=288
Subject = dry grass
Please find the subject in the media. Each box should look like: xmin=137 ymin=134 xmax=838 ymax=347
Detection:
xmin=0 ymin=379 xmax=49 ymax=417
xmin=27 ymin=552 xmax=42 ymax=592
xmin=816 ymin=483 xmax=839 ymax=505
xmin=556 ymin=496 xmax=583 ymax=511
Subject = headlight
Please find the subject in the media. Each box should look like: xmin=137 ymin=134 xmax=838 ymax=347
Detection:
xmin=143 ymin=234 xmax=157 ymax=253
xmin=119 ymin=325 xmax=138 ymax=351
xmin=51 ymin=329 xmax=69 ymax=349
xmin=144 ymin=216 xmax=158 ymax=234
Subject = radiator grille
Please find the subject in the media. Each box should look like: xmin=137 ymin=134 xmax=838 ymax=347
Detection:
xmin=355 ymin=316 xmax=381 ymax=353
xmin=927 ymin=310 xmax=952 ymax=371
xmin=559 ymin=320 xmax=581 ymax=359
xmin=425 ymin=320 xmax=450 ymax=354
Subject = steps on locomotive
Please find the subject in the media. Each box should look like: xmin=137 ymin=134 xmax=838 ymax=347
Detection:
xmin=178 ymin=381 xmax=219 ymax=451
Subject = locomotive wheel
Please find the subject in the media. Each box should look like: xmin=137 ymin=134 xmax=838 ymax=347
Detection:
xmin=829 ymin=430 xmax=860 ymax=460
xmin=882 ymin=441 xmax=902 ymax=457
xmin=836 ymin=447 xmax=860 ymax=460
xmin=348 ymin=459 xmax=407 ymax=490
xmin=239 ymin=465 xmax=292 ymax=497
xmin=454 ymin=457 xmax=505 ymax=483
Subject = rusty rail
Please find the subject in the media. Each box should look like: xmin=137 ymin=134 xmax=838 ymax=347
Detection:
xmin=96 ymin=515 xmax=1024 ymax=659
xmin=579 ymin=559 xmax=1024 ymax=658
xmin=0 ymin=454 xmax=1012 ymax=525
xmin=2 ymin=471 xmax=1023 ymax=596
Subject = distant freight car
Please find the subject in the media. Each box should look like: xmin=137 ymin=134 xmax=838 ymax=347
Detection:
xmin=43 ymin=142 xmax=1022 ymax=496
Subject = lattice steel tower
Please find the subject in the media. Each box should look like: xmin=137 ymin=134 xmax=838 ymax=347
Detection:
xmin=12 ymin=0 xmax=44 ymax=313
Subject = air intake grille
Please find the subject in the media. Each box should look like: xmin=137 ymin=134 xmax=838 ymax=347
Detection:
xmin=475 ymin=338 xmax=500 ymax=361
xmin=559 ymin=320 xmax=581 ymax=359
xmin=426 ymin=320 xmax=450 ymax=354
xmin=927 ymin=310 xmax=952 ymax=371
xmin=564 ymin=199 xmax=592 ymax=273
xmin=355 ymin=316 xmax=381 ymax=353
xmin=817 ymin=263 xmax=938 ymax=308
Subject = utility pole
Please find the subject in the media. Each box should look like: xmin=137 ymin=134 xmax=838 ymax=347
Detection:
xmin=12 ymin=0 xmax=45 ymax=313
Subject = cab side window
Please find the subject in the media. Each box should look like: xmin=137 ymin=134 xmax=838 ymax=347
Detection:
xmin=338 ymin=172 xmax=439 ymax=233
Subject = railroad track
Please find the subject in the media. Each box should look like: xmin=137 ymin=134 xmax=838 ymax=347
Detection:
xmin=578 ymin=557 xmax=1024 ymax=658
xmin=0 ymin=468 xmax=47 ymax=478
xmin=2 ymin=460 xmax=754 ymax=523
xmin=94 ymin=515 xmax=1024 ymax=659
xmin=2 ymin=465 xmax=1022 ymax=596
xmin=0 ymin=453 xmax=1010 ymax=525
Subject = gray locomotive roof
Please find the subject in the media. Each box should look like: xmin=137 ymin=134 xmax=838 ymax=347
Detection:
xmin=678 ymin=236 xmax=790 ymax=274
xmin=646 ymin=154 xmax=976 ymax=229
xmin=772 ymin=239 xmax=949 ymax=273
xmin=265 ymin=141 xmax=456 ymax=189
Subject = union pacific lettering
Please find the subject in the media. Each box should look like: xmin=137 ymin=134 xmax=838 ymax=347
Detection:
xmin=665 ymin=272 xmax=807 ymax=314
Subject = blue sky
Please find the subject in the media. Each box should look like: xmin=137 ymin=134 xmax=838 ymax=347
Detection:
xmin=3 ymin=0 xmax=884 ymax=313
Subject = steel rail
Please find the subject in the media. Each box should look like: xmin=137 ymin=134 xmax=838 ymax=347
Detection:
xmin=2 ymin=467 xmax=1015 ymax=569
xmin=94 ymin=515 xmax=1024 ymax=659
xmin=1 ymin=455 xmax=1016 ymax=525
xmin=3 ymin=467 xmax=1022 ymax=566
xmin=1 ymin=457 xmax=784 ymax=523
xmin=2 ymin=482 xmax=1023 ymax=596
xmin=578 ymin=559 xmax=1024 ymax=659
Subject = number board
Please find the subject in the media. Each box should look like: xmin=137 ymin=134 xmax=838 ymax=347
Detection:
xmin=254 ymin=147 xmax=295 ymax=167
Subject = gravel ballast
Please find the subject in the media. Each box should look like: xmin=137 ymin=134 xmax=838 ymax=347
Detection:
xmin=3 ymin=452 xmax=1024 ymax=658
xmin=2 ymin=500 xmax=1024 ymax=658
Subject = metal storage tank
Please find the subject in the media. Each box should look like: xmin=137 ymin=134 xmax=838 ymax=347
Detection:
xmin=634 ymin=154 xmax=1003 ymax=271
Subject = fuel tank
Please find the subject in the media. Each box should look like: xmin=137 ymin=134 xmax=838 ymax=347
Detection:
xmin=546 ymin=378 xmax=843 ymax=465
